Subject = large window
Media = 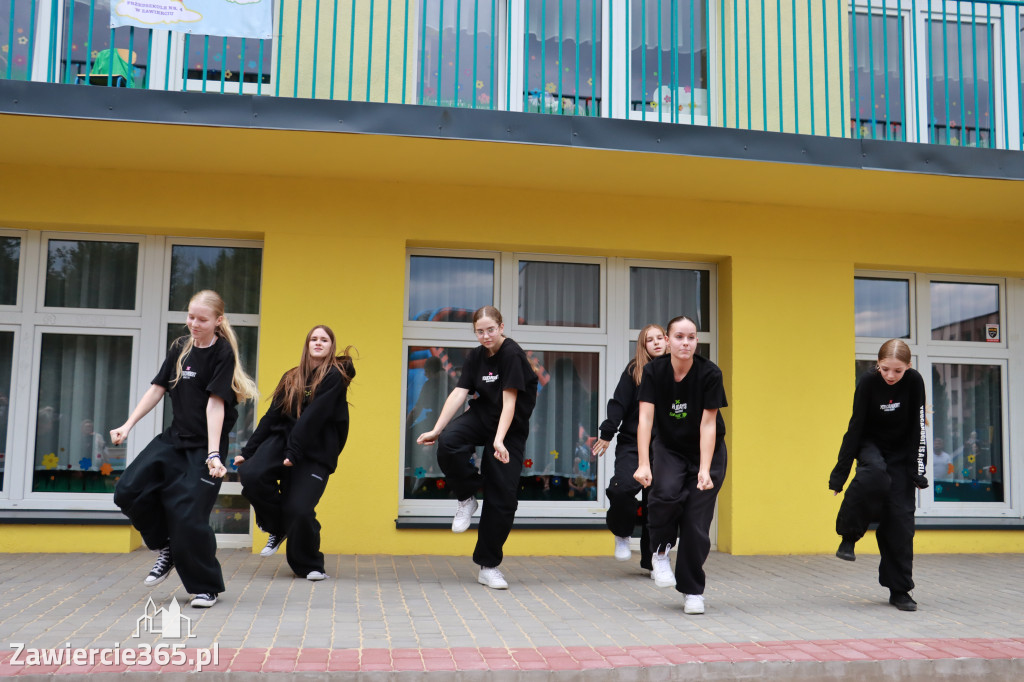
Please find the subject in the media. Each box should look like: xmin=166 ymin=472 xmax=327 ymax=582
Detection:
xmin=0 ymin=230 xmax=262 ymax=545
xmin=630 ymin=0 xmax=708 ymax=123
xmin=854 ymin=271 xmax=1013 ymax=520
xmin=401 ymin=249 xmax=716 ymax=519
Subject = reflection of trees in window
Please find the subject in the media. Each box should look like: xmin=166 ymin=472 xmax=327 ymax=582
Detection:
xmin=169 ymin=246 xmax=262 ymax=313
xmin=0 ymin=237 xmax=20 ymax=305
xmin=45 ymin=240 xmax=139 ymax=310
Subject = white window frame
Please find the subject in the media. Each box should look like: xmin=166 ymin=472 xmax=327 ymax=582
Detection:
xmin=161 ymin=237 xmax=264 ymax=548
xmin=855 ymin=269 xmax=1016 ymax=520
xmin=0 ymin=324 xmax=20 ymax=500
xmin=400 ymin=249 xmax=719 ymax=523
xmin=854 ymin=270 xmax=917 ymax=345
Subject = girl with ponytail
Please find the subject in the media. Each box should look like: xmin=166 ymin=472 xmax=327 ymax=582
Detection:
xmin=111 ymin=290 xmax=257 ymax=609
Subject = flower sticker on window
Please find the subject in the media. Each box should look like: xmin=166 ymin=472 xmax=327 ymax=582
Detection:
xmin=79 ymin=457 xmax=92 ymax=470
xmin=578 ymin=460 xmax=590 ymax=473
xmin=968 ymin=454 xmax=976 ymax=463
xmin=42 ymin=453 xmax=59 ymax=469
xmin=524 ymin=459 xmax=533 ymax=469
xmin=100 ymin=463 xmax=113 ymax=476
xmin=415 ymin=467 xmax=426 ymax=478
xmin=436 ymin=480 xmax=445 ymax=489
xmin=989 ymin=465 xmax=998 ymax=474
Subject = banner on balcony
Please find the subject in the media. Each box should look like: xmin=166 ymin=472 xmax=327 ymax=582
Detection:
xmin=110 ymin=0 xmax=273 ymax=40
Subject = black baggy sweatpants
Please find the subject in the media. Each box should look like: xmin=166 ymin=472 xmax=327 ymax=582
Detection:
xmin=605 ymin=438 xmax=653 ymax=569
xmin=647 ymin=438 xmax=727 ymax=596
xmin=113 ymin=434 xmax=225 ymax=595
xmin=835 ymin=442 xmax=915 ymax=593
xmin=436 ymin=408 xmax=527 ymax=569
xmin=238 ymin=433 xmax=332 ymax=577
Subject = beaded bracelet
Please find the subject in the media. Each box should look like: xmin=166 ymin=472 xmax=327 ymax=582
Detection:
xmin=206 ymin=452 xmax=221 ymax=461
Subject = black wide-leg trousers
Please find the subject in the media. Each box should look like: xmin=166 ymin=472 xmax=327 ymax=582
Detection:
xmin=647 ymin=438 xmax=727 ymax=596
xmin=239 ymin=433 xmax=331 ymax=576
xmin=836 ymin=442 xmax=916 ymax=592
xmin=114 ymin=434 xmax=225 ymax=595
xmin=436 ymin=409 xmax=527 ymax=569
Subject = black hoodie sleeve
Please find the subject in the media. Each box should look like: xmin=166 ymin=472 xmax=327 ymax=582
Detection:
xmin=284 ymin=367 xmax=349 ymax=464
xmin=238 ymin=399 xmax=285 ymax=460
xmin=829 ymin=373 xmax=871 ymax=491
xmin=598 ymin=366 xmax=637 ymax=442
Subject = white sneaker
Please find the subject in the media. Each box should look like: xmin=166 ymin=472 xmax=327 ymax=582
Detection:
xmin=613 ymin=536 xmax=632 ymax=561
xmin=452 ymin=497 xmax=479 ymax=533
xmin=651 ymin=550 xmax=675 ymax=588
xmin=260 ymin=533 xmax=285 ymax=557
xmin=190 ymin=593 xmax=218 ymax=608
xmin=683 ymin=594 xmax=705 ymax=614
xmin=306 ymin=571 xmax=327 ymax=581
xmin=477 ymin=566 xmax=509 ymax=589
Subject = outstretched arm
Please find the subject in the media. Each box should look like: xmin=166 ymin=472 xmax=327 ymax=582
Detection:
xmin=110 ymin=384 xmax=166 ymax=445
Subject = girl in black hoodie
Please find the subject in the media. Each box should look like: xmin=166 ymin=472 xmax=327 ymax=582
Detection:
xmin=235 ymin=325 xmax=355 ymax=580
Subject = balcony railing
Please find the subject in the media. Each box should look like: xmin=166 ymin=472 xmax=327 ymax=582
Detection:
xmin=4 ymin=1 xmax=1024 ymax=150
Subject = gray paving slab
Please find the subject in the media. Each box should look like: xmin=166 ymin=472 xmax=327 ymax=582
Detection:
xmin=1 ymin=549 xmax=1023 ymax=668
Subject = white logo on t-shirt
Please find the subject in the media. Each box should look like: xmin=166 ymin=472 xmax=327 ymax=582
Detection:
xmin=481 ymin=372 xmax=499 ymax=384
xmin=879 ymin=400 xmax=900 ymax=412
xmin=182 ymin=365 xmax=197 ymax=380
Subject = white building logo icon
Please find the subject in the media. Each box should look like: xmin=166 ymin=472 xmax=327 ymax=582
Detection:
xmin=133 ymin=597 xmax=196 ymax=640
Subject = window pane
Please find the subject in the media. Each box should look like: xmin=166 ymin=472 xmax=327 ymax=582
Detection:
xmin=927 ymin=19 xmax=993 ymax=147
xmin=164 ymin=324 xmax=258 ymax=482
xmin=854 ymin=277 xmax=910 ymax=338
xmin=930 ymin=282 xmax=999 ymax=342
xmin=523 ymin=351 xmax=599 ymax=501
xmin=0 ymin=331 xmax=12 ymax=491
xmin=33 ymin=334 xmax=132 ymax=493
xmin=186 ymin=35 xmax=272 ymax=86
xmin=526 ymin=1 xmax=603 ymax=116
xmin=519 ymin=261 xmax=599 ymax=328
xmin=931 ymin=363 xmax=1003 ymax=503
xmin=209 ymin=493 xmax=251 ymax=534
xmin=404 ymin=346 xmax=470 ymax=499
xmin=0 ymin=236 xmax=19 ymax=305
xmin=45 ymin=240 xmax=139 ymax=310
xmin=630 ymin=267 xmax=709 ymax=331
xmin=408 ymin=256 xmax=494 ymax=322
xmin=61 ymin=1 xmax=152 ymax=87
xmin=416 ymin=1 xmax=497 ymax=108
xmin=849 ymin=12 xmax=904 ymax=140
xmin=0 ymin=2 xmax=33 ymax=80
xmin=168 ymin=245 xmax=263 ymax=314
xmin=631 ymin=0 xmax=708 ymax=118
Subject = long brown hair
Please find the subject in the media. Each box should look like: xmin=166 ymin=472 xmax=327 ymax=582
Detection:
xmin=171 ymin=290 xmax=258 ymax=403
xmin=271 ymin=325 xmax=355 ymax=418
xmin=631 ymin=324 xmax=667 ymax=385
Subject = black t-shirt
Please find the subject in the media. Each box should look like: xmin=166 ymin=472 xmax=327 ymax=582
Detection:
xmin=829 ymin=368 xmax=927 ymax=490
xmin=152 ymin=336 xmax=238 ymax=453
xmin=456 ymin=338 xmax=538 ymax=435
xmin=637 ymin=354 xmax=727 ymax=460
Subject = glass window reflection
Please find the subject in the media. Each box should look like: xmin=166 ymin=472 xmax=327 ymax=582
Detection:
xmin=0 ymin=237 xmax=19 ymax=306
xmin=416 ymin=0 xmax=498 ymax=108
xmin=854 ymin=277 xmax=910 ymax=338
xmin=930 ymin=282 xmax=999 ymax=342
xmin=409 ymin=256 xmax=494 ymax=322
xmin=168 ymin=245 xmax=262 ymax=314
xmin=0 ymin=331 xmax=12 ymax=491
xmin=526 ymin=1 xmax=603 ymax=116
xmin=631 ymin=0 xmax=708 ymax=119
xmin=931 ymin=363 xmax=1003 ymax=503
xmin=45 ymin=240 xmax=139 ymax=310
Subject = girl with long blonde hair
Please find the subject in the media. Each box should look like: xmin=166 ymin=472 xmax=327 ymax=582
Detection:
xmin=111 ymin=290 xmax=257 ymax=609
xmin=592 ymin=324 xmax=667 ymax=571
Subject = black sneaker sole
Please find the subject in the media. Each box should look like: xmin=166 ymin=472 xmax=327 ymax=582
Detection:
xmin=835 ymin=550 xmax=856 ymax=561
xmin=890 ymin=598 xmax=918 ymax=612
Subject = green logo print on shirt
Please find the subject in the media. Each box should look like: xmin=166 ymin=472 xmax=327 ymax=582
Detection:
xmin=670 ymin=400 xmax=688 ymax=420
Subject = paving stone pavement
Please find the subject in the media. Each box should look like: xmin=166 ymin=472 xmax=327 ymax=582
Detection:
xmin=1 ymin=549 xmax=1023 ymax=679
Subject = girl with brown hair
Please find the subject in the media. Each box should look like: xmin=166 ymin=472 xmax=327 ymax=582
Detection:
xmin=235 ymin=325 xmax=355 ymax=581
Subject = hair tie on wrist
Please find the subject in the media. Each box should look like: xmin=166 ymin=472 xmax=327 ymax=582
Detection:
xmin=207 ymin=452 xmax=221 ymax=461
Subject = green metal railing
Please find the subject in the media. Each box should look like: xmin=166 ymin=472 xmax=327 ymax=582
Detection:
xmin=3 ymin=1 xmax=1024 ymax=150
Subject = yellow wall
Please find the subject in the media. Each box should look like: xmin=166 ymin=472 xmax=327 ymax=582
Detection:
xmin=0 ymin=525 xmax=141 ymax=553
xmin=3 ymin=115 xmax=1024 ymax=556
